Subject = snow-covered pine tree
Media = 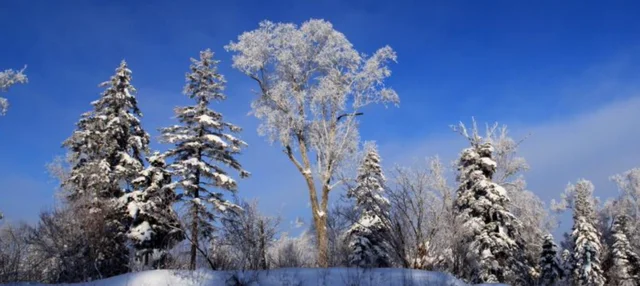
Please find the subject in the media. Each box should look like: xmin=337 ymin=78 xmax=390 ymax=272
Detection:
xmin=562 ymin=248 xmax=573 ymax=283
xmin=489 ymin=126 xmax=553 ymax=279
xmin=161 ymin=49 xmax=249 ymax=270
xmin=606 ymin=214 xmax=639 ymax=286
xmin=452 ymin=121 xmax=526 ymax=285
xmin=610 ymin=169 xmax=640 ymax=261
xmin=0 ymin=66 xmax=27 ymax=116
xmin=120 ymin=152 xmax=184 ymax=269
xmin=345 ymin=143 xmax=392 ymax=268
xmin=63 ymin=60 xmax=150 ymax=201
xmin=62 ymin=60 xmax=150 ymax=278
xmin=539 ymin=234 xmax=564 ymax=285
xmin=568 ymin=179 xmax=605 ymax=286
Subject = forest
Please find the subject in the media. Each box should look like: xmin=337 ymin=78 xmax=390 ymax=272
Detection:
xmin=1 ymin=18 xmax=639 ymax=286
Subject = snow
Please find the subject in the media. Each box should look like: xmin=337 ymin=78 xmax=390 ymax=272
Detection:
xmin=1 ymin=268 xmax=484 ymax=286
xmin=196 ymin=114 xmax=221 ymax=127
xmin=126 ymin=198 xmax=140 ymax=218
xmin=192 ymin=198 xmax=204 ymax=207
xmin=215 ymin=173 xmax=233 ymax=184
xmin=129 ymin=221 xmax=153 ymax=242
xmin=357 ymin=214 xmax=381 ymax=228
xmin=182 ymin=158 xmax=210 ymax=172
xmin=203 ymin=134 xmax=227 ymax=147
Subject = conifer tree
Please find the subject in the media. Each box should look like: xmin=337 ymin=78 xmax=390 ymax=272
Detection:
xmin=568 ymin=180 xmax=605 ymax=286
xmin=453 ymin=121 xmax=526 ymax=285
xmin=62 ymin=60 xmax=150 ymax=278
xmin=161 ymin=49 xmax=249 ymax=270
xmin=610 ymin=169 xmax=640 ymax=262
xmin=120 ymin=152 xmax=185 ymax=268
xmin=64 ymin=60 xmax=149 ymax=201
xmin=606 ymin=214 xmax=639 ymax=286
xmin=562 ymin=248 xmax=573 ymax=284
xmin=539 ymin=234 xmax=564 ymax=285
xmin=345 ymin=143 xmax=392 ymax=268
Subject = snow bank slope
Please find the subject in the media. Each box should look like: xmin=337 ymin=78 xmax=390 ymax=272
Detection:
xmin=3 ymin=268 xmax=485 ymax=286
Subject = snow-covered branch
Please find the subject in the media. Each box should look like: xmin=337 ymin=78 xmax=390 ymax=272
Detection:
xmin=0 ymin=66 xmax=28 ymax=115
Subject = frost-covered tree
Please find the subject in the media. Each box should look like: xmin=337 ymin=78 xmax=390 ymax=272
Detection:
xmin=539 ymin=234 xmax=564 ymax=285
xmin=452 ymin=120 xmax=526 ymax=285
xmin=27 ymin=208 xmax=92 ymax=283
xmin=345 ymin=143 xmax=392 ymax=268
xmin=609 ymin=169 xmax=640 ymax=256
xmin=606 ymin=214 xmax=640 ymax=286
xmin=490 ymin=125 xmax=554 ymax=277
xmin=387 ymin=157 xmax=455 ymax=270
xmin=120 ymin=153 xmax=184 ymax=269
xmin=563 ymin=180 xmax=605 ymax=286
xmin=161 ymin=49 xmax=249 ymax=270
xmin=226 ymin=19 xmax=399 ymax=267
xmin=0 ymin=66 xmax=27 ymax=116
xmin=220 ymin=199 xmax=280 ymax=270
xmin=0 ymin=66 xmax=27 ymax=220
xmin=269 ymin=231 xmax=317 ymax=268
xmin=61 ymin=60 xmax=150 ymax=278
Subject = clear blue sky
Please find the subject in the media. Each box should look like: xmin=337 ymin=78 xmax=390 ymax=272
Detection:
xmin=1 ymin=0 xmax=640 ymax=235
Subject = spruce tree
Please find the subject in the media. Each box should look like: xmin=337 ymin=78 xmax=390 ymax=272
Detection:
xmin=562 ymin=248 xmax=573 ymax=284
xmin=455 ymin=138 xmax=526 ymax=284
xmin=161 ymin=49 xmax=249 ymax=270
xmin=64 ymin=60 xmax=149 ymax=201
xmin=606 ymin=214 xmax=639 ymax=286
xmin=62 ymin=60 xmax=150 ymax=278
xmin=345 ymin=144 xmax=392 ymax=268
xmin=539 ymin=234 xmax=564 ymax=285
xmin=568 ymin=180 xmax=605 ymax=286
xmin=120 ymin=152 xmax=184 ymax=268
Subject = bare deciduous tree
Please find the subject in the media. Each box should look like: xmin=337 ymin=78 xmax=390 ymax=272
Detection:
xmin=0 ymin=223 xmax=32 ymax=283
xmin=386 ymin=157 xmax=456 ymax=270
xmin=269 ymin=231 xmax=316 ymax=269
xmin=220 ymin=199 xmax=280 ymax=270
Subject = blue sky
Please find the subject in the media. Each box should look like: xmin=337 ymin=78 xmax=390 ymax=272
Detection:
xmin=1 ymin=0 xmax=640 ymax=235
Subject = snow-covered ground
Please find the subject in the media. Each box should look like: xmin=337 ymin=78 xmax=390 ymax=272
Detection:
xmin=0 ymin=268 xmax=508 ymax=286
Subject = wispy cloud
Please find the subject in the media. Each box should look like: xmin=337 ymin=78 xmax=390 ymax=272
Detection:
xmin=380 ymin=94 xmax=640 ymax=198
xmin=376 ymin=94 xmax=640 ymax=236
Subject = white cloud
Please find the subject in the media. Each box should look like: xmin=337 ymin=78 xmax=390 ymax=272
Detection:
xmin=518 ymin=96 xmax=640 ymax=199
xmin=379 ymin=95 xmax=640 ymax=206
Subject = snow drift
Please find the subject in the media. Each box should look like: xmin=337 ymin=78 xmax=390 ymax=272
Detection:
xmin=1 ymin=268 xmax=507 ymax=286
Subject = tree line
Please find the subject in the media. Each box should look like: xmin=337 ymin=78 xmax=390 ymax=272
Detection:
xmin=1 ymin=19 xmax=640 ymax=286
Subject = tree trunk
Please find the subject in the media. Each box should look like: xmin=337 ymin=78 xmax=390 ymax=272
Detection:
xmin=301 ymin=171 xmax=331 ymax=267
xmin=190 ymin=130 xmax=204 ymax=271
xmin=314 ymin=213 xmax=329 ymax=267
xmin=258 ymin=219 xmax=268 ymax=270
xmin=286 ymin=133 xmax=334 ymax=267
xmin=190 ymin=188 xmax=199 ymax=270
